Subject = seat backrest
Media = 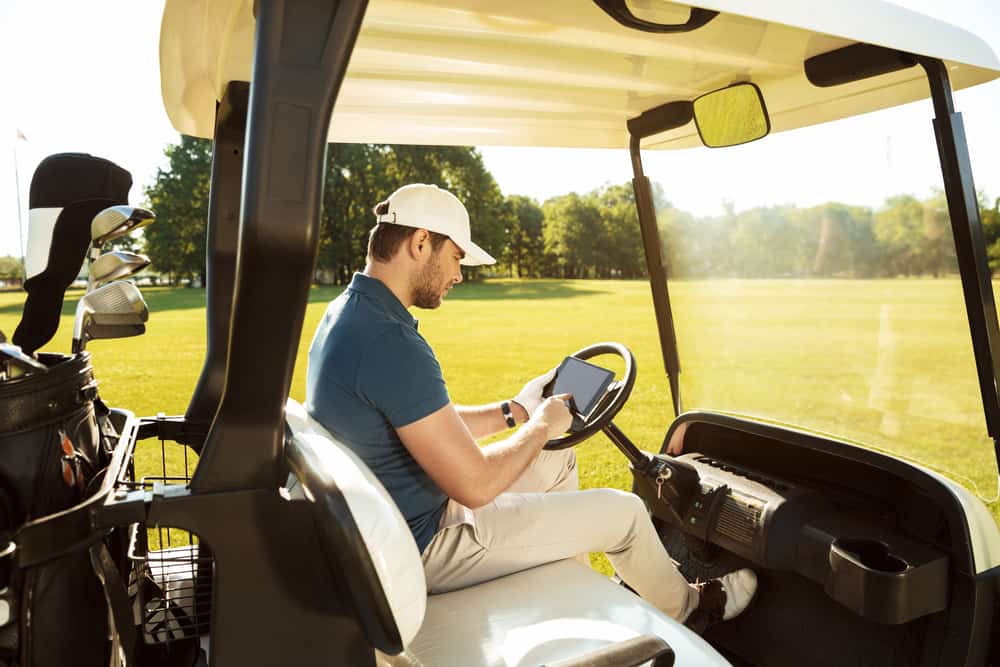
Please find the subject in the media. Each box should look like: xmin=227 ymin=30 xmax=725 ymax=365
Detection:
xmin=284 ymin=399 xmax=426 ymax=654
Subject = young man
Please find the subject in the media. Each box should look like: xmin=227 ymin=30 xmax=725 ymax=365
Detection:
xmin=306 ymin=183 xmax=757 ymax=628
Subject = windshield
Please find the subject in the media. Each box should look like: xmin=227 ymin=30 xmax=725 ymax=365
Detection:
xmin=648 ymin=111 xmax=1000 ymax=502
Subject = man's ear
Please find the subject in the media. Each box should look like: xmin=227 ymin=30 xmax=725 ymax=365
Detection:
xmin=407 ymin=228 xmax=432 ymax=260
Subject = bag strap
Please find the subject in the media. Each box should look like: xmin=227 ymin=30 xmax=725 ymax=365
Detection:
xmin=90 ymin=542 xmax=135 ymax=663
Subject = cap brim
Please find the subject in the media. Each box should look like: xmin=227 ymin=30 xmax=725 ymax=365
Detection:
xmin=458 ymin=239 xmax=496 ymax=267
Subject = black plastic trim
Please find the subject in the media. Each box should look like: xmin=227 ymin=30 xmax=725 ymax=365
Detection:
xmin=594 ymin=0 xmax=717 ymax=34
xmin=191 ymin=0 xmax=369 ymax=492
xmin=142 ymin=487 xmax=372 ymax=666
xmin=284 ymin=427 xmax=403 ymax=654
xmin=628 ymin=137 xmax=682 ymax=416
xmin=913 ymin=57 xmax=1000 ymax=459
xmin=543 ymin=633 xmax=674 ymax=666
xmin=662 ymin=411 xmax=977 ymax=575
xmin=805 ymin=43 xmax=917 ymax=88
xmin=184 ymin=81 xmax=250 ymax=443
xmin=626 ymin=101 xmax=692 ymax=140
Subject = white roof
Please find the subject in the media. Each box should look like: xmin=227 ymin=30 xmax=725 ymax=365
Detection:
xmin=159 ymin=0 xmax=1000 ymax=149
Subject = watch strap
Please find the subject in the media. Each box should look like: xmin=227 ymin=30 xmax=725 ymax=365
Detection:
xmin=501 ymin=401 xmax=517 ymax=428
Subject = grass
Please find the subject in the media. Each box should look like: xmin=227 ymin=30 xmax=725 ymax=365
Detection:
xmin=2 ymin=278 xmax=998 ymax=572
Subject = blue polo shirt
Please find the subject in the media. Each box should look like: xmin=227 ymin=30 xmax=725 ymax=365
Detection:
xmin=306 ymin=273 xmax=451 ymax=553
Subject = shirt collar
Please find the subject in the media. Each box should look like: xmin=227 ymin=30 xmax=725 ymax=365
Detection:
xmin=348 ymin=272 xmax=417 ymax=328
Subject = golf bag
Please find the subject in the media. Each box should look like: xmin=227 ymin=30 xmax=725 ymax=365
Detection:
xmin=0 ymin=352 xmax=114 ymax=667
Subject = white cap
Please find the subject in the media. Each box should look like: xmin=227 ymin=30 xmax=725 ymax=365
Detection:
xmin=375 ymin=184 xmax=496 ymax=266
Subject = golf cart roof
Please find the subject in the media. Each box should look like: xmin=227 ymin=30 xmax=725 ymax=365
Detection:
xmin=160 ymin=0 xmax=1000 ymax=150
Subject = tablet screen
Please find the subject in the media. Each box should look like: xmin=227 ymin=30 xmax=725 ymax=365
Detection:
xmin=550 ymin=356 xmax=615 ymax=419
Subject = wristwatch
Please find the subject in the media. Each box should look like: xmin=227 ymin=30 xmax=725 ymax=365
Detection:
xmin=501 ymin=401 xmax=517 ymax=428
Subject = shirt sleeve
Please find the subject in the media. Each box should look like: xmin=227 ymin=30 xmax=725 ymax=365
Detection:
xmin=356 ymin=324 xmax=451 ymax=428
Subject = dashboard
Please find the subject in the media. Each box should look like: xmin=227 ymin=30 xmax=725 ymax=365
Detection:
xmin=634 ymin=449 xmax=950 ymax=625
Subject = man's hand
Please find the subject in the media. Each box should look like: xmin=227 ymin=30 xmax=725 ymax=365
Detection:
xmin=513 ymin=367 xmax=557 ymax=417
xmin=531 ymin=393 xmax=574 ymax=440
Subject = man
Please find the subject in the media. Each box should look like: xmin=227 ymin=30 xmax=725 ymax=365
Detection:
xmin=306 ymin=183 xmax=757 ymax=629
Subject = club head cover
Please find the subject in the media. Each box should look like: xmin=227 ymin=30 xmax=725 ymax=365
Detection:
xmin=13 ymin=153 xmax=132 ymax=355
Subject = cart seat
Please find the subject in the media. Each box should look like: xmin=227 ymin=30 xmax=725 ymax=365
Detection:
xmin=379 ymin=558 xmax=727 ymax=667
xmin=284 ymin=399 xmax=728 ymax=666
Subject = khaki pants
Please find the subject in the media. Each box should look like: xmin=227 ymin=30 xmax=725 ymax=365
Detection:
xmin=421 ymin=448 xmax=700 ymax=621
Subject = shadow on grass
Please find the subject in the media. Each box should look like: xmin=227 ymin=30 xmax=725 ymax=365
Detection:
xmin=305 ymin=280 xmax=607 ymax=303
xmin=0 ymin=279 xmax=610 ymax=318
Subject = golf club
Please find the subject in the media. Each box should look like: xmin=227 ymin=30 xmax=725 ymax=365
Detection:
xmin=72 ymin=281 xmax=149 ymax=354
xmin=86 ymin=250 xmax=151 ymax=292
xmin=0 ymin=342 xmax=48 ymax=381
xmin=90 ymin=205 xmax=155 ymax=248
xmin=82 ymin=322 xmax=146 ymax=346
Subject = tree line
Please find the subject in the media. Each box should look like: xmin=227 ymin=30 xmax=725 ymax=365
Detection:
xmin=659 ymin=193 xmax=1000 ymax=279
xmin=141 ymin=136 xmax=1000 ymax=284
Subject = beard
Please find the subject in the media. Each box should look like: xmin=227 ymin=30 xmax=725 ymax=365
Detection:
xmin=412 ymin=253 xmax=447 ymax=309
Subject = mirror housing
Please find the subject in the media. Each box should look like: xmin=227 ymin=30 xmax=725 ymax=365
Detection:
xmin=692 ymin=82 xmax=770 ymax=148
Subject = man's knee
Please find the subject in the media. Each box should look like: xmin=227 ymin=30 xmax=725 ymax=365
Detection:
xmin=592 ymin=488 xmax=647 ymax=520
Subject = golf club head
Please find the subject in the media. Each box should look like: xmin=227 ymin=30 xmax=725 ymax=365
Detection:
xmin=89 ymin=250 xmax=151 ymax=288
xmin=80 ymin=322 xmax=146 ymax=349
xmin=0 ymin=342 xmax=49 ymax=381
xmin=72 ymin=281 xmax=149 ymax=353
xmin=91 ymin=205 xmax=155 ymax=246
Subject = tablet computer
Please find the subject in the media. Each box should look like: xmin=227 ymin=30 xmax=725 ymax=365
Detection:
xmin=546 ymin=356 xmax=615 ymax=431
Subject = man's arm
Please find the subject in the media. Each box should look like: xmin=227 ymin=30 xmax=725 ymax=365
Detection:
xmin=396 ymin=395 xmax=572 ymax=508
xmin=455 ymin=366 xmax=557 ymax=439
xmin=455 ymin=401 xmax=528 ymax=439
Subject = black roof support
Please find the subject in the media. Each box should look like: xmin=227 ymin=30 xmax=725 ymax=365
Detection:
xmin=628 ymin=136 xmax=683 ymax=417
xmin=184 ymin=81 xmax=249 ymax=445
xmin=916 ymin=57 xmax=1000 ymax=464
xmin=191 ymin=0 xmax=369 ymax=492
xmin=625 ymin=102 xmax=692 ymax=417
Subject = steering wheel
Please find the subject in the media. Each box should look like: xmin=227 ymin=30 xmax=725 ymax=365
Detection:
xmin=543 ymin=341 xmax=637 ymax=450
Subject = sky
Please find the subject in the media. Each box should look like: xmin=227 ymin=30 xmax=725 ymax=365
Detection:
xmin=1 ymin=0 xmax=998 ymax=259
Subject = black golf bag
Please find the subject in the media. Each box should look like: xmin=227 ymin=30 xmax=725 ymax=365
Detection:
xmin=0 ymin=352 xmax=113 ymax=667
xmin=0 ymin=153 xmax=134 ymax=665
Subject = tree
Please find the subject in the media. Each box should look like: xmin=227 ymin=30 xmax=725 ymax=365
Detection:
xmin=504 ymin=196 xmax=545 ymax=277
xmin=0 ymin=256 xmax=23 ymax=283
xmin=143 ymin=135 xmax=213 ymax=285
xmin=317 ymin=144 xmax=510 ymax=283
xmin=979 ymin=194 xmax=1000 ymax=273
xmin=873 ymin=194 xmax=950 ymax=276
xmin=542 ymin=193 xmax=604 ymax=278
xmin=593 ymin=184 xmax=644 ymax=279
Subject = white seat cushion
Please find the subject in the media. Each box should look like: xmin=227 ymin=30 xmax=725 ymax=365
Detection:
xmin=379 ymin=559 xmax=729 ymax=666
xmin=285 ymin=399 xmax=427 ymax=646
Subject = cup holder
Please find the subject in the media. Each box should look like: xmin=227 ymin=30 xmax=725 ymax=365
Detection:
xmin=832 ymin=538 xmax=908 ymax=574
xmin=825 ymin=535 xmax=946 ymax=624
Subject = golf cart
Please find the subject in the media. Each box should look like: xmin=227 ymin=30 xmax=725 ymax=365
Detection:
xmin=22 ymin=0 xmax=1000 ymax=665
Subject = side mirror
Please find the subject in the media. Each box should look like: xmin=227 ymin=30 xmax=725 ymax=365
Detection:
xmin=692 ymin=82 xmax=770 ymax=148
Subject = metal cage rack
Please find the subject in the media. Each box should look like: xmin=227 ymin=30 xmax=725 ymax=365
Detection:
xmin=113 ymin=421 xmax=214 ymax=645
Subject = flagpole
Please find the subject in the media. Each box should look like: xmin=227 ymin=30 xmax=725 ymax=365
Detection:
xmin=13 ymin=136 xmax=25 ymax=284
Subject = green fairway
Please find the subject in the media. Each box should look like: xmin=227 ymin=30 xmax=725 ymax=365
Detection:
xmin=1 ymin=279 xmax=998 ymax=569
